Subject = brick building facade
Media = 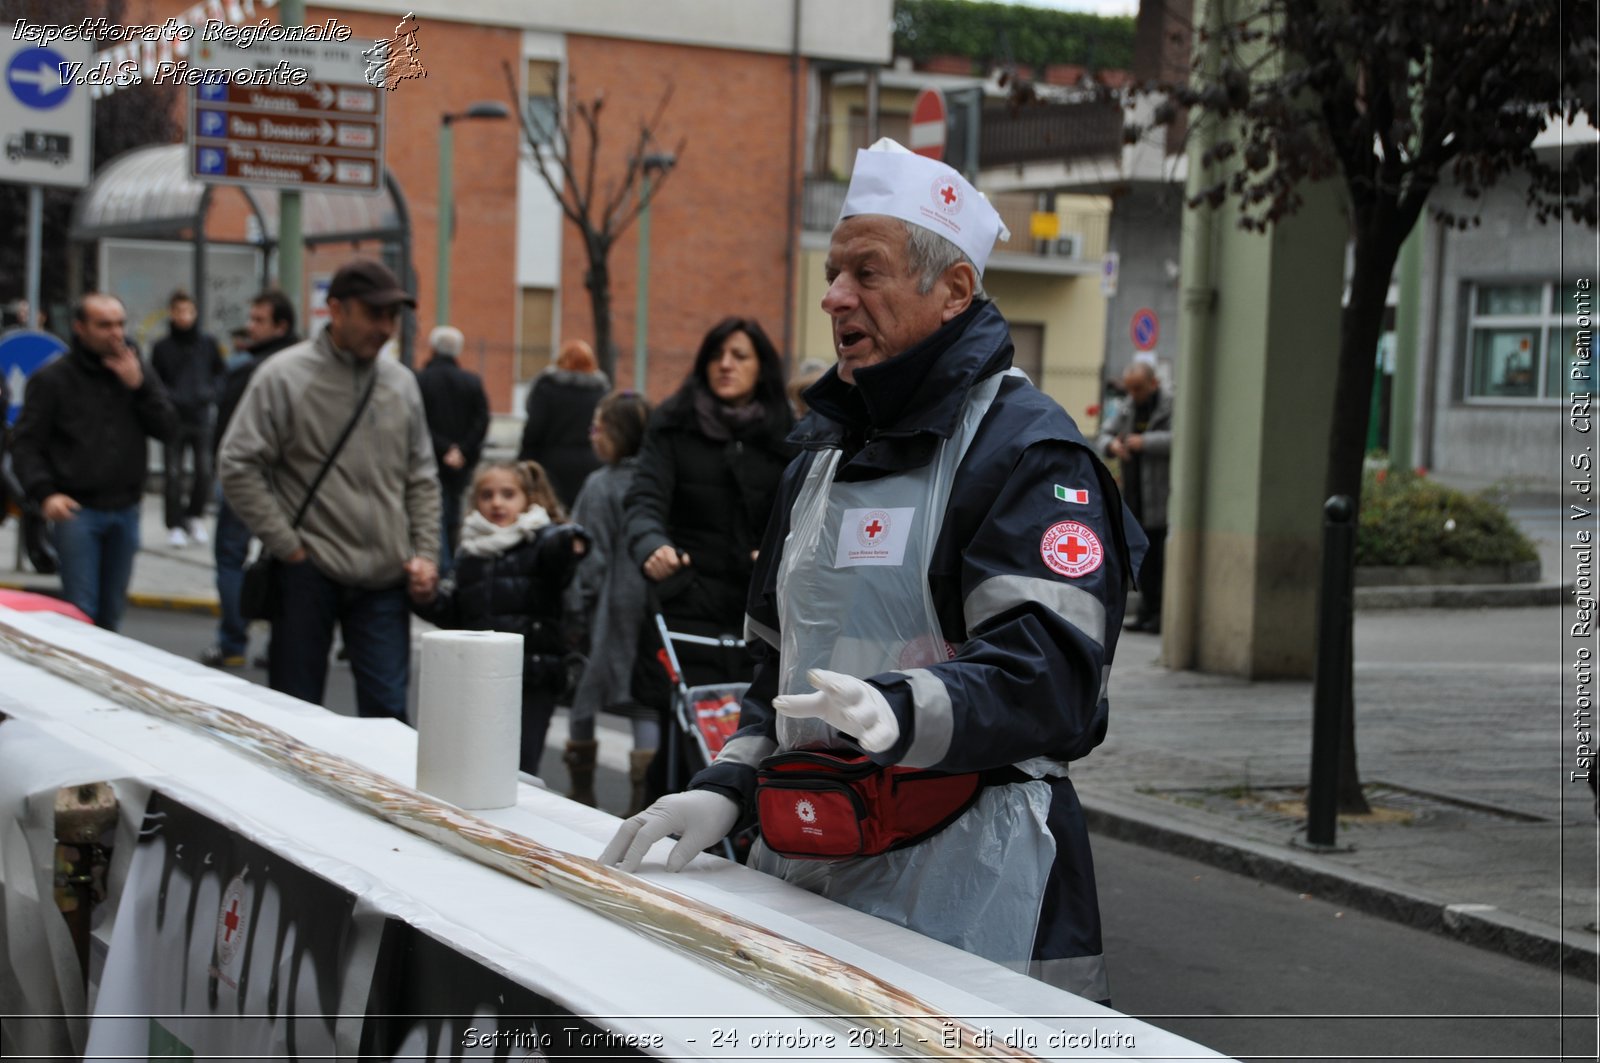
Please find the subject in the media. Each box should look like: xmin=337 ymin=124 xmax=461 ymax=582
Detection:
xmin=95 ymin=0 xmax=888 ymax=412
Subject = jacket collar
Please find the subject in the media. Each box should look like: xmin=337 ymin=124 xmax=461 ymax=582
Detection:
xmin=252 ymin=332 xmax=299 ymax=358
xmin=316 ymin=324 xmax=370 ymax=369
xmin=794 ymin=300 xmax=1009 ymax=446
xmin=68 ymin=336 xmax=116 ymax=375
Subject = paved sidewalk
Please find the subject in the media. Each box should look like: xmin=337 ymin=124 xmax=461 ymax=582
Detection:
xmin=1 ymin=491 xmax=1594 ymax=978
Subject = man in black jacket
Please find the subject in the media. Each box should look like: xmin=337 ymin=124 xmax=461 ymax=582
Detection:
xmin=11 ymin=293 xmax=177 ymax=630
xmin=150 ymin=290 xmax=223 ymax=547
xmin=416 ymin=325 xmax=489 ymax=575
xmin=200 ymin=289 xmax=298 ymax=668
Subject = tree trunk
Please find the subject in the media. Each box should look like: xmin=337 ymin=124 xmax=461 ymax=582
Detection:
xmin=584 ymin=240 xmax=617 ymax=384
xmin=1324 ymin=215 xmax=1404 ymax=814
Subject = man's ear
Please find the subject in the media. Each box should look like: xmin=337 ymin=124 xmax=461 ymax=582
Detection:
xmin=939 ymin=262 xmax=977 ymax=322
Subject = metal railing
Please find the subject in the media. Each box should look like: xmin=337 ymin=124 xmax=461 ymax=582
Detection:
xmin=979 ymin=98 xmax=1124 ymax=168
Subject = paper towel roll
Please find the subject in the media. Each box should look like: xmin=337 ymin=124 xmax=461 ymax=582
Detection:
xmin=416 ymin=630 xmax=524 ymax=809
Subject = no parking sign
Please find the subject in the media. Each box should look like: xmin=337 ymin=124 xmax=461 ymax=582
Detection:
xmin=1131 ymin=308 xmax=1160 ymax=351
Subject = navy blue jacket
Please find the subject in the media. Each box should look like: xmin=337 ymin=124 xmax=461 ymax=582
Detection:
xmin=696 ymin=299 xmax=1146 ymax=806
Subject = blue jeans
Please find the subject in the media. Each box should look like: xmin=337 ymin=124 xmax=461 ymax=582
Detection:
xmin=268 ymin=559 xmax=410 ymax=721
xmin=52 ymin=504 xmax=140 ymax=631
xmin=212 ymin=500 xmax=252 ymax=656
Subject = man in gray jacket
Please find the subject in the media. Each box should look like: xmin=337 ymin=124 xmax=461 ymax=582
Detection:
xmin=1098 ymin=359 xmax=1172 ymax=633
xmin=219 ymin=260 xmax=440 ymax=719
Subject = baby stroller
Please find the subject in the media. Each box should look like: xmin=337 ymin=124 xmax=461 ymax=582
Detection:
xmin=651 ymin=611 xmax=751 ymax=862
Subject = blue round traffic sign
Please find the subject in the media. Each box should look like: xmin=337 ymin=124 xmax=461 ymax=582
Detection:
xmin=0 ymin=329 xmax=67 ymax=426
xmin=1130 ymin=308 xmax=1160 ymax=351
xmin=6 ymin=47 xmax=73 ymax=110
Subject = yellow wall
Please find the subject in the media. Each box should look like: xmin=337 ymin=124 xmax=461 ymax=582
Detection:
xmin=823 ymin=84 xmax=917 ymax=176
xmin=987 ymin=271 xmax=1106 ymax=431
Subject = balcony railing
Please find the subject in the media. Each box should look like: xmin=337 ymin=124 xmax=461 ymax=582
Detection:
xmin=979 ymin=98 xmax=1124 ymax=168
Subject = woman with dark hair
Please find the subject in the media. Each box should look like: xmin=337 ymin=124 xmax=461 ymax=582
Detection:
xmin=517 ymin=339 xmax=610 ymax=508
xmin=623 ymin=316 xmax=794 ymax=809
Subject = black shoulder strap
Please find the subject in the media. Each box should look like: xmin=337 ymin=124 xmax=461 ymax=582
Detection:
xmin=289 ymin=369 xmax=379 ymax=529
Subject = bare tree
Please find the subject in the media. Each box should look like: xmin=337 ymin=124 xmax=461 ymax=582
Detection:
xmin=1122 ymin=0 xmax=1595 ymax=810
xmin=504 ymin=64 xmax=686 ymax=383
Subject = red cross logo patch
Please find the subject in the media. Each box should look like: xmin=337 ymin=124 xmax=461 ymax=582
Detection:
xmin=1041 ymin=520 xmax=1103 ymax=578
xmin=856 ymin=509 xmax=892 ymax=548
xmin=929 ymin=175 xmax=963 ymax=215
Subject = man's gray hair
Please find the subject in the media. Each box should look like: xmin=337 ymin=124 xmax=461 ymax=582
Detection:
xmin=900 ymin=221 xmax=988 ymax=300
xmin=429 ymin=325 xmax=464 ymax=357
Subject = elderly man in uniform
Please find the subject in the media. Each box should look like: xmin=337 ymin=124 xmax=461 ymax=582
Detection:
xmin=603 ymin=141 xmax=1145 ymax=1002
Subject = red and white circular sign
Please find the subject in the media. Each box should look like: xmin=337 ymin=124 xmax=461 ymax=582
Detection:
xmin=1041 ymin=521 xmax=1103 ymax=578
xmin=910 ymin=86 xmax=947 ymax=160
xmin=795 ymin=797 xmax=817 ymax=824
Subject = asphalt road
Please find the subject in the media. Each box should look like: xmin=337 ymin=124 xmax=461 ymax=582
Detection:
xmin=116 ymin=605 xmax=1599 ymax=1062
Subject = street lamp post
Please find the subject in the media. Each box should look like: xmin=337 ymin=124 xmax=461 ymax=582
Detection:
xmin=633 ymin=152 xmax=676 ymax=396
xmin=437 ymin=101 xmax=511 ymax=326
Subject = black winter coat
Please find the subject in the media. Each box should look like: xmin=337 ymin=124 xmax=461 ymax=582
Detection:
xmin=10 ymin=340 xmax=177 ymax=509
xmin=151 ymin=324 xmax=223 ymax=419
xmin=213 ymin=332 xmax=298 ymax=453
xmin=624 ymin=387 xmax=794 ymax=630
xmin=413 ymin=522 xmax=587 ymax=689
xmin=416 ymin=354 xmax=490 ymax=478
xmin=517 ymin=368 xmax=609 ymax=507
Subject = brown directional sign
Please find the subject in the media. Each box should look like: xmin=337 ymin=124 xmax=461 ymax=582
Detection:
xmin=187 ymin=37 xmax=385 ymax=195
xmin=194 ymin=109 xmax=380 ymax=152
xmin=192 ymin=141 xmax=381 ymax=191
xmin=196 ymin=82 xmax=381 ymax=117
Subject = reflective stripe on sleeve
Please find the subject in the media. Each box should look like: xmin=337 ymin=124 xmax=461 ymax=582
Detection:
xmin=714 ymin=734 xmax=777 ymax=768
xmin=895 ymin=667 xmax=954 ymax=768
xmin=744 ymin=613 xmax=780 ymax=649
xmin=964 ymin=573 xmax=1107 ymax=649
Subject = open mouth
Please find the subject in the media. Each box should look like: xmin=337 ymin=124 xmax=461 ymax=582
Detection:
xmin=836 ymin=327 xmax=869 ymax=355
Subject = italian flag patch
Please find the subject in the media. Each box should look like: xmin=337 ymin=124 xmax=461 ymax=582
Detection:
xmin=1055 ymin=485 xmax=1089 ymax=504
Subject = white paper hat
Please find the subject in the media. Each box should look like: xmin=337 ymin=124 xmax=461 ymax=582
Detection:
xmin=838 ymin=138 xmax=1011 ymax=275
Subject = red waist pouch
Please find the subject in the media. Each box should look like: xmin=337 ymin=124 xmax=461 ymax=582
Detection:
xmin=755 ymin=750 xmax=987 ymax=860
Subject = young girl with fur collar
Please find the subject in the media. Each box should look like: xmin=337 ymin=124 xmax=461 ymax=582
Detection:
xmin=413 ymin=460 xmax=587 ymax=776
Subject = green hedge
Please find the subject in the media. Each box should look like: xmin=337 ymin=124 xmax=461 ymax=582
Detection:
xmin=1356 ymin=469 xmax=1537 ymax=568
xmin=893 ymin=0 xmax=1136 ymax=71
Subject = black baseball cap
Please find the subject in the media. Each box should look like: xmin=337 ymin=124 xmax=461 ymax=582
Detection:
xmin=326 ymin=259 xmax=417 ymax=309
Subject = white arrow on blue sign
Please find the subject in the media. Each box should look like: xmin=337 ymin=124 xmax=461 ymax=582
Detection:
xmin=6 ymin=47 xmax=73 ymax=110
xmin=0 ymin=329 xmax=67 ymax=426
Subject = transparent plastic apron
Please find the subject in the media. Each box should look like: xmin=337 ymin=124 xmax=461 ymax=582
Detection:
xmin=751 ymin=369 xmax=1055 ymax=971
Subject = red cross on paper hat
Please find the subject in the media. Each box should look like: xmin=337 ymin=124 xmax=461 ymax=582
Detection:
xmin=837 ymin=138 xmax=1011 ymax=276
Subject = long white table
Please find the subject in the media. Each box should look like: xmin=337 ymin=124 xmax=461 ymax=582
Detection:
xmin=0 ymin=608 xmax=1232 ymax=1061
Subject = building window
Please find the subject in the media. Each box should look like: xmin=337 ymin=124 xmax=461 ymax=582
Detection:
xmin=525 ymin=60 xmax=559 ymax=147
xmin=1465 ymin=281 xmax=1588 ymax=401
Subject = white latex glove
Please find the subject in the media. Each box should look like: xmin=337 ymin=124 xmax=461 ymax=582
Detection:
xmin=599 ymin=790 xmax=739 ymax=873
xmin=771 ymin=668 xmax=900 ymax=753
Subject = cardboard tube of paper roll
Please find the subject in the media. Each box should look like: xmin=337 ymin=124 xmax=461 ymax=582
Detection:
xmin=416 ymin=630 xmax=523 ymax=809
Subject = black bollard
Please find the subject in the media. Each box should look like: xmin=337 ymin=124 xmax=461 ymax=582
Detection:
xmin=1307 ymin=495 xmax=1355 ymax=848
